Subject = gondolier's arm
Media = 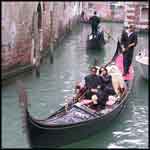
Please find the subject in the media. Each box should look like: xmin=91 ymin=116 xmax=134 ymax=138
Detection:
xmin=127 ymin=42 xmax=136 ymax=48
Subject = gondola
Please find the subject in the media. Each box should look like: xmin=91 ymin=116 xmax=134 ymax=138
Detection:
xmin=86 ymin=28 xmax=106 ymax=50
xmin=17 ymin=41 xmax=134 ymax=148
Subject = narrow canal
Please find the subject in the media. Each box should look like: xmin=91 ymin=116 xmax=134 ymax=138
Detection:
xmin=2 ymin=22 xmax=148 ymax=148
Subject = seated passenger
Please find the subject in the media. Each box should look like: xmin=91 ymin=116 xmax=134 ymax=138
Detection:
xmin=99 ymin=66 xmax=116 ymax=95
xmin=84 ymin=66 xmax=101 ymax=100
xmin=97 ymin=66 xmax=116 ymax=109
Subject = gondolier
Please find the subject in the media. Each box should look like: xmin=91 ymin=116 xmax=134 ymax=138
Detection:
xmin=121 ymin=25 xmax=138 ymax=76
xmin=86 ymin=12 xmax=105 ymax=50
xmin=89 ymin=11 xmax=100 ymax=37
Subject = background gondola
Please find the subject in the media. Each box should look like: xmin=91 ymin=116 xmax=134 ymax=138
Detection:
xmin=86 ymin=31 xmax=106 ymax=50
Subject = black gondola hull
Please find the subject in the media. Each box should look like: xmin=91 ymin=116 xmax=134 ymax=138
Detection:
xmin=27 ymin=96 xmax=128 ymax=148
xmin=87 ymin=32 xmax=105 ymax=50
xmin=17 ymin=40 xmax=134 ymax=148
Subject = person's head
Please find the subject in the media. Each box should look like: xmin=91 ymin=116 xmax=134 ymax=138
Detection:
xmin=94 ymin=11 xmax=97 ymax=15
xmin=128 ymin=24 xmax=135 ymax=32
xmin=90 ymin=66 xmax=97 ymax=75
xmin=99 ymin=66 xmax=108 ymax=76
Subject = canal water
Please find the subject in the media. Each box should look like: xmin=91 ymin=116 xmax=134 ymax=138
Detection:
xmin=2 ymin=22 xmax=148 ymax=148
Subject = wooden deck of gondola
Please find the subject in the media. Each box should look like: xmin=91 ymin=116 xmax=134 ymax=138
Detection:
xmin=74 ymin=103 xmax=100 ymax=117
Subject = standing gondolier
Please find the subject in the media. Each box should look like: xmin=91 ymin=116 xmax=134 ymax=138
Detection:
xmin=121 ymin=25 xmax=138 ymax=76
xmin=89 ymin=11 xmax=100 ymax=37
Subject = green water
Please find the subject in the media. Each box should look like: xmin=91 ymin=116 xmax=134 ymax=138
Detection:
xmin=2 ymin=22 xmax=149 ymax=148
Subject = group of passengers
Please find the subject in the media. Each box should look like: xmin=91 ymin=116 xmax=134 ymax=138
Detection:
xmin=76 ymin=66 xmax=125 ymax=110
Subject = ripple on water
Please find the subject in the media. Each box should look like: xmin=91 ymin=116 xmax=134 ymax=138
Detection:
xmin=64 ymin=81 xmax=71 ymax=85
xmin=119 ymin=139 xmax=144 ymax=145
xmin=61 ymin=89 xmax=73 ymax=93
xmin=113 ymin=131 xmax=132 ymax=136
xmin=107 ymin=143 xmax=125 ymax=148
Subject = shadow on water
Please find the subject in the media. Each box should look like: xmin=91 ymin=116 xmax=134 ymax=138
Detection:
xmin=86 ymin=47 xmax=106 ymax=66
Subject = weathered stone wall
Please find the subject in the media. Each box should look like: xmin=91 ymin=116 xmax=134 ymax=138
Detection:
xmin=42 ymin=2 xmax=51 ymax=50
xmin=2 ymin=2 xmax=38 ymax=71
xmin=2 ymin=2 xmax=82 ymax=75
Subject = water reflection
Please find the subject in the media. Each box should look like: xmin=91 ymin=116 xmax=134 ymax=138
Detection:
xmin=86 ymin=48 xmax=106 ymax=66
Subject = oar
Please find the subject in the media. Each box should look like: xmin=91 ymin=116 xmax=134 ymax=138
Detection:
xmin=75 ymin=88 xmax=89 ymax=102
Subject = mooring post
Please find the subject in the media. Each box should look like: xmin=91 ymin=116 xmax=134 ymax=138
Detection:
xmin=50 ymin=40 xmax=54 ymax=64
xmin=35 ymin=56 xmax=40 ymax=77
xmin=50 ymin=6 xmax=54 ymax=64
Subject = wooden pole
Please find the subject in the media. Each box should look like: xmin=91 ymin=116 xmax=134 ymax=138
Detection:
xmin=50 ymin=5 xmax=54 ymax=64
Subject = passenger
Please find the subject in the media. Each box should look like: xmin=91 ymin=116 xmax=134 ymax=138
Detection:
xmin=97 ymin=66 xmax=116 ymax=109
xmin=99 ymin=67 xmax=116 ymax=95
xmin=84 ymin=66 xmax=101 ymax=100
xmin=89 ymin=11 xmax=100 ymax=37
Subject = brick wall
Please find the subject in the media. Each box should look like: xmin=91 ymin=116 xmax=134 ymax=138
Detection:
xmin=2 ymin=2 xmax=36 ymax=71
xmin=2 ymin=2 xmax=83 ymax=73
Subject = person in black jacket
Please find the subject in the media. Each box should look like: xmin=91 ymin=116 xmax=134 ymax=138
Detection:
xmin=89 ymin=11 xmax=100 ymax=36
xmin=121 ymin=25 xmax=138 ymax=76
xmin=84 ymin=66 xmax=102 ymax=100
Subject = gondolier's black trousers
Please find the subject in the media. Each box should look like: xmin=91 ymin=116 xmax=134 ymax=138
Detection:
xmin=123 ymin=49 xmax=134 ymax=74
xmin=91 ymin=25 xmax=98 ymax=35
